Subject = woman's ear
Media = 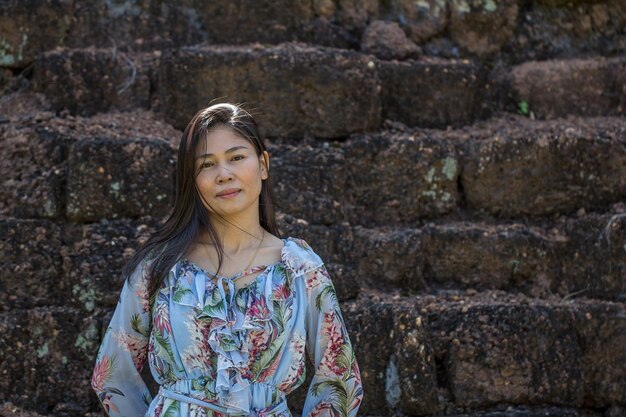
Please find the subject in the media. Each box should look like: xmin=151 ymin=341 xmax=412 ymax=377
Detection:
xmin=260 ymin=151 xmax=270 ymax=180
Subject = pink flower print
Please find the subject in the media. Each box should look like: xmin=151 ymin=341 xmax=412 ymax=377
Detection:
xmin=309 ymin=402 xmax=336 ymax=417
xmin=91 ymin=355 xmax=114 ymax=392
xmin=306 ymin=271 xmax=322 ymax=290
xmin=113 ymin=331 xmax=148 ymax=369
xmin=248 ymin=293 xmax=270 ymax=321
xmin=320 ymin=312 xmax=348 ymax=376
xmin=272 ymin=283 xmax=290 ymax=301
xmin=154 ymin=302 xmax=171 ymax=334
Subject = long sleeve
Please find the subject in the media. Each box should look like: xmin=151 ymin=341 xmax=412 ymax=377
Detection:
xmin=302 ymin=265 xmax=363 ymax=417
xmin=91 ymin=259 xmax=153 ymax=417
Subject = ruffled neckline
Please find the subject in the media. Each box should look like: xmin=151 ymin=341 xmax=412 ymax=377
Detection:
xmin=170 ymin=237 xmax=293 ymax=413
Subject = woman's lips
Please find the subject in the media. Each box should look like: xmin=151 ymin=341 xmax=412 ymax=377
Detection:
xmin=216 ymin=190 xmax=240 ymax=199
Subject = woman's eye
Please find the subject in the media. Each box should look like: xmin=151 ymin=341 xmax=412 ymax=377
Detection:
xmin=201 ymin=162 xmax=214 ymax=168
xmin=232 ymin=155 xmax=245 ymax=161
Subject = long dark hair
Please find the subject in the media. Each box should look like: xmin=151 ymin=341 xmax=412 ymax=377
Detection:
xmin=122 ymin=103 xmax=280 ymax=299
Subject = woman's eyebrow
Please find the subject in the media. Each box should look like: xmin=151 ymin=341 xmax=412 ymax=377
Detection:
xmin=195 ymin=145 xmax=249 ymax=160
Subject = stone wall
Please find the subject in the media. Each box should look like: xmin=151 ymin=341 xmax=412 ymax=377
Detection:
xmin=0 ymin=1 xmax=625 ymax=417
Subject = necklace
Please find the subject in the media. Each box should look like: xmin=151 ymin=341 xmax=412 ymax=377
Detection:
xmin=203 ymin=229 xmax=265 ymax=280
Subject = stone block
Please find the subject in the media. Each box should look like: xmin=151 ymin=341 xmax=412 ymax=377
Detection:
xmin=448 ymin=0 xmax=518 ymax=56
xmin=420 ymin=222 xmax=564 ymax=296
xmin=0 ymin=307 xmax=101 ymax=415
xmin=461 ymin=117 xmax=626 ymax=217
xmin=158 ymin=43 xmax=381 ymax=138
xmin=0 ymin=123 xmax=71 ymax=219
xmin=574 ymin=301 xmax=626 ymax=405
xmin=62 ymin=218 xmax=161 ymax=312
xmin=351 ymin=226 xmax=424 ymax=291
xmin=0 ymin=0 xmax=73 ymax=68
xmin=344 ymin=131 xmax=460 ymax=224
xmin=33 ymin=48 xmax=153 ymax=116
xmin=423 ymin=298 xmax=584 ymax=408
xmin=493 ymin=57 xmax=626 ymax=119
xmin=66 ymin=136 xmax=175 ymax=221
xmin=270 ymin=142 xmax=349 ymax=225
xmin=0 ymin=219 xmax=62 ymax=311
xmin=379 ymin=58 xmax=487 ymax=128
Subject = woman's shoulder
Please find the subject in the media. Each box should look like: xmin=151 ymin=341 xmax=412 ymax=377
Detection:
xmin=281 ymin=236 xmax=325 ymax=277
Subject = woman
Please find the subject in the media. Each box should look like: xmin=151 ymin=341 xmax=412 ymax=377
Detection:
xmin=90 ymin=103 xmax=363 ymax=417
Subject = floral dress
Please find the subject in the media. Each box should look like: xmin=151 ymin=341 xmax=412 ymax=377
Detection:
xmin=91 ymin=237 xmax=363 ymax=417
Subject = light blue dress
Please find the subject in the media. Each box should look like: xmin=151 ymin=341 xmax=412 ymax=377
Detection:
xmin=91 ymin=237 xmax=363 ymax=417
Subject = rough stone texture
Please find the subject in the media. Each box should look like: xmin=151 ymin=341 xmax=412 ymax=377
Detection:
xmin=195 ymin=0 xmax=358 ymax=47
xmin=508 ymin=1 xmax=626 ymax=62
xmin=277 ymin=217 xmax=359 ymax=300
xmin=344 ymin=130 xmax=461 ymax=224
xmin=270 ymin=142 xmax=349 ymax=225
xmin=493 ymin=57 xmax=626 ymax=119
xmin=419 ymin=222 xmax=564 ymax=296
xmin=66 ymin=136 xmax=175 ymax=221
xmin=390 ymin=303 xmax=439 ymax=415
xmin=461 ymin=116 xmax=626 ymax=217
xmin=351 ymin=226 xmax=424 ymax=292
xmin=0 ymin=402 xmax=50 ymax=417
xmin=419 ymin=293 xmax=585 ymax=411
xmin=449 ymin=0 xmax=519 ymax=56
xmin=574 ymin=301 xmax=626 ymax=406
xmin=389 ymin=0 xmax=447 ymax=44
xmin=0 ymin=219 xmax=62 ymax=311
xmin=360 ymin=20 xmax=420 ymax=60
xmin=66 ymin=0 xmax=206 ymax=52
xmin=158 ymin=43 xmax=382 ymax=138
xmin=0 ymin=307 xmax=101 ymax=415
xmin=0 ymin=0 xmax=73 ymax=68
xmin=556 ymin=211 xmax=626 ymax=303
xmin=0 ymin=120 xmax=72 ymax=219
xmin=379 ymin=58 xmax=488 ymax=128
xmin=341 ymin=299 xmax=395 ymax=415
xmin=33 ymin=48 xmax=155 ymax=116
xmin=62 ymin=218 xmax=161 ymax=313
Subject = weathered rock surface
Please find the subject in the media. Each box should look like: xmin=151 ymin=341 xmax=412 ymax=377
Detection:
xmin=493 ymin=57 xmax=626 ymax=119
xmin=66 ymin=136 xmax=175 ymax=221
xmin=378 ymin=58 xmax=487 ymax=128
xmin=0 ymin=219 xmax=62 ymax=311
xmin=0 ymin=307 xmax=101 ymax=415
xmin=62 ymin=218 xmax=162 ymax=313
xmin=360 ymin=20 xmax=420 ymax=60
xmin=158 ymin=43 xmax=382 ymax=137
xmin=461 ymin=116 xmax=626 ymax=217
xmin=33 ymin=48 xmax=156 ymax=116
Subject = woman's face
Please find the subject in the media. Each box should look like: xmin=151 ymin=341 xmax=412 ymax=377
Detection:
xmin=194 ymin=126 xmax=269 ymax=219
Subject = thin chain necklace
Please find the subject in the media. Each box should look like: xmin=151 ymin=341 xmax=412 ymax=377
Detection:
xmin=204 ymin=229 xmax=265 ymax=280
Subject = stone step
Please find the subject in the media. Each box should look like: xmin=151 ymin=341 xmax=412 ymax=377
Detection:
xmin=281 ymin=212 xmax=626 ymax=303
xmin=2 ymin=110 xmax=624 ymax=224
xmin=2 ymin=0 xmax=625 ymax=68
xmin=341 ymin=289 xmax=626 ymax=415
xmin=2 ymin=210 xmax=624 ymax=312
xmin=31 ymin=45 xmax=625 ymax=136
xmin=491 ymin=56 xmax=626 ymax=120
xmin=1 ymin=292 xmax=623 ymax=416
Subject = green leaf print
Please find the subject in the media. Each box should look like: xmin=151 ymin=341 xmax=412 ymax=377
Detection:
xmin=335 ymin=344 xmax=354 ymax=375
xmin=172 ymin=286 xmax=192 ymax=303
xmin=130 ymin=313 xmax=150 ymax=337
xmin=251 ymin=301 xmax=289 ymax=378
xmin=311 ymin=379 xmax=349 ymax=417
xmin=153 ymin=332 xmax=182 ymax=371
xmin=201 ymin=290 xmax=226 ymax=317
xmin=162 ymin=399 xmax=180 ymax=417
xmin=315 ymin=283 xmax=338 ymax=311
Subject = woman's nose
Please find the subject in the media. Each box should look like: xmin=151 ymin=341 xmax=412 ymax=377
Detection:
xmin=217 ymin=167 xmax=234 ymax=183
